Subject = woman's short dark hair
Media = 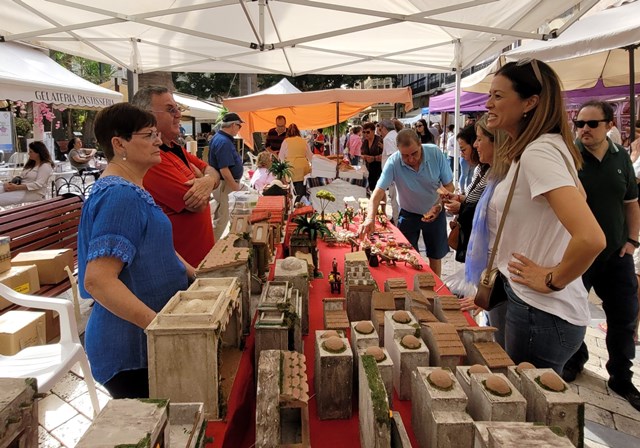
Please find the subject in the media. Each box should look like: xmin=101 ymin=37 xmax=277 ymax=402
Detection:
xmin=67 ymin=137 xmax=79 ymax=152
xmin=363 ymin=122 xmax=376 ymax=132
xmin=416 ymin=119 xmax=434 ymax=144
xmin=94 ymin=103 xmax=156 ymax=161
xmin=456 ymin=124 xmax=476 ymax=146
xmin=26 ymin=140 xmax=54 ymax=169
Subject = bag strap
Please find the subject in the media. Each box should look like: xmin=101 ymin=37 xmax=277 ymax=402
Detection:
xmin=485 ymin=163 xmax=520 ymax=274
xmin=555 ymin=146 xmax=586 ymax=197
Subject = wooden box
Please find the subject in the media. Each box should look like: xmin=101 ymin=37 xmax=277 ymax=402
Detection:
xmin=146 ymin=277 xmax=242 ymax=420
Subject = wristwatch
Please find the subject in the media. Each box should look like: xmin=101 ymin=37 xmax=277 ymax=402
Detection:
xmin=545 ymin=272 xmax=564 ymax=292
xmin=627 ymin=238 xmax=640 ymax=249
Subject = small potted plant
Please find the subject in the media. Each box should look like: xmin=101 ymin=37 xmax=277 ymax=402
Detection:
xmin=269 ymin=159 xmax=293 ymax=182
xmin=291 ymin=213 xmax=330 ymax=277
xmin=315 ymin=190 xmax=335 ymax=222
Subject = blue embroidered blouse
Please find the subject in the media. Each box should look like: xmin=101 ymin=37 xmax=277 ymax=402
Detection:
xmin=78 ymin=176 xmax=188 ymax=384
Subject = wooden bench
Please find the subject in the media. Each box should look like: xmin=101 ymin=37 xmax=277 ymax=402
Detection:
xmin=0 ymin=193 xmax=84 ymax=297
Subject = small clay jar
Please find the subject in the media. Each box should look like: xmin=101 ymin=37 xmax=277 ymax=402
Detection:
xmin=515 ymin=362 xmax=535 ymax=374
xmin=364 ymin=346 xmax=386 ymax=362
xmin=392 ymin=310 xmax=411 ymax=324
xmin=400 ymin=334 xmax=421 ymax=349
xmin=320 ymin=330 xmax=340 ymax=339
xmin=485 ymin=375 xmax=511 ymax=396
xmin=354 ymin=321 xmax=375 ymax=334
xmin=428 ymin=369 xmax=453 ymax=390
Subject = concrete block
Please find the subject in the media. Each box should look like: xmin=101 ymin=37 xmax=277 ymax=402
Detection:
xmin=314 ymin=331 xmax=353 ymax=420
xmin=383 ymin=310 xmax=419 ymax=350
xmin=358 ymin=346 xmax=394 ymax=408
xmin=456 ymin=365 xmax=491 ymax=402
xmin=350 ymin=320 xmax=379 ymax=357
xmin=391 ymin=412 xmax=412 ymax=448
xmin=473 ymin=421 xmax=536 ymax=448
xmin=274 ymin=257 xmax=309 ymax=335
xmin=427 ymin=411 xmax=475 ymax=448
xmin=388 ymin=334 xmax=428 ymax=400
xmin=487 ymin=425 xmax=574 ymax=447
xmin=519 ymin=369 xmax=584 ymax=448
xmin=467 ymin=373 xmax=526 ymax=422
xmin=421 ymin=322 xmax=466 ymax=370
xmin=358 ymin=354 xmax=391 ymax=448
xmin=506 ymin=363 xmax=537 ymax=394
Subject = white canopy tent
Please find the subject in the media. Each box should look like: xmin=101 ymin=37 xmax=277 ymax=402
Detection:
xmin=173 ymin=93 xmax=221 ymax=121
xmin=0 ymin=41 xmax=123 ymax=108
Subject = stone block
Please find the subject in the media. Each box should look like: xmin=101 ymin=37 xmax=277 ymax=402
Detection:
xmin=371 ymin=292 xmax=396 ymax=345
xmin=519 ymin=369 xmax=584 ymax=448
xmin=391 ymin=412 xmax=412 ymax=448
xmin=421 ymin=322 xmax=466 ymax=370
xmin=388 ymin=335 xmax=429 ymax=400
xmin=274 ymin=257 xmax=309 ymax=335
xmin=358 ymin=354 xmax=391 ymax=448
xmin=358 ymin=347 xmax=394 ymax=408
xmin=345 ymin=266 xmax=378 ymax=321
xmin=465 ymin=342 xmax=515 ymax=375
xmin=426 ymin=411 xmax=475 ymax=448
xmin=455 ymin=365 xmax=491 ymax=402
xmin=487 ymin=425 xmax=574 ymax=448
xmin=473 ymin=422 xmax=536 ymax=448
xmin=350 ymin=320 xmax=379 ymax=356
xmin=467 ymin=373 xmax=526 ymax=422
xmin=506 ymin=363 xmax=537 ymax=394
xmin=0 ymin=378 xmax=38 ymax=448
xmin=294 ymin=251 xmax=314 ymax=278
xmin=314 ymin=331 xmax=353 ymax=420
xmin=383 ymin=310 xmax=419 ymax=350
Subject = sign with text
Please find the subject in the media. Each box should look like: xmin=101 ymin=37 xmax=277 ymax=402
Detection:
xmin=0 ymin=112 xmax=15 ymax=152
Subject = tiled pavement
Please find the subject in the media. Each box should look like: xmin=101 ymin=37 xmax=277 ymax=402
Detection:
xmin=33 ymin=251 xmax=640 ymax=447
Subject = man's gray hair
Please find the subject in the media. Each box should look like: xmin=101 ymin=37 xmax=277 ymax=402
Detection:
xmin=379 ymin=119 xmax=395 ymax=131
xmin=220 ymin=120 xmax=238 ymax=129
xmin=130 ymin=86 xmax=171 ymax=111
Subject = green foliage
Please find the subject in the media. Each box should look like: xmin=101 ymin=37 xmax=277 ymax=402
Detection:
xmin=292 ymin=213 xmax=331 ymax=241
xmin=361 ymin=354 xmax=391 ymax=428
xmin=269 ymin=159 xmax=293 ymax=180
xmin=315 ymin=190 xmax=335 ymax=201
xmin=14 ymin=117 xmax=32 ymax=136
xmin=172 ymin=72 xmax=239 ymax=102
xmin=51 ymin=51 xmax=114 ymax=84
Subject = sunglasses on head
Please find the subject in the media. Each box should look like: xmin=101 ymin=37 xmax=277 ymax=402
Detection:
xmin=515 ymin=58 xmax=542 ymax=86
xmin=573 ymin=119 xmax=608 ymax=129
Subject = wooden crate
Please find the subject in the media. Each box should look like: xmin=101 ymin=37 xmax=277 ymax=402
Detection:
xmin=146 ymin=278 xmax=241 ymax=420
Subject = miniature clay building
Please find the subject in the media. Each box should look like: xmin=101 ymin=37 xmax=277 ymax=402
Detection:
xmin=252 ymin=221 xmax=272 ymax=282
xmin=256 ymin=350 xmax=310 ymax=448
xmin=274 ymin=257 xmax=310 ymax=334
xmin=384 ymin=277 xmax=408 ymax=309
xmin=519 ymin=368 xmax=585 ymax=447
xmin=146 ymin=277 xmax=241 ymax=419
xmin=421 ymin=322 xmax=467 ymax=369
xmin=357 ymin=346 xmax=394 ymax=407
xmin=0 ymin=378 xmax=38 ymax=448
xmin=197 ymin=233 xmax=252 ymax=334
xmin=255 ymin=282 xmax=303 ymax=368
xmin=322 ymin=297 xmax=349 ymax=331
xmin=344 ymin=264 xmax=378 ymax=321
xmin=76 ymin=399 xmax=169 ymax=448
xmin=413 ymin=272 xmax=438 ymax=309
xmin=314 ymin=331 xmax=353 ymax=420
xmin=461 ymin=327 xmax=514 ymax=374
xmin=433 ymin=295 xmax=461 ymax=321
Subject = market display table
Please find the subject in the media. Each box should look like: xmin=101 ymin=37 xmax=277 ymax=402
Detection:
xmin=206 ymin=222 xmax=473 ymax=447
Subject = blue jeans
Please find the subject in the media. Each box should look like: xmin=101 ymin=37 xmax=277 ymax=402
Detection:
xmin=459 ymin=158 xmax=471 ymax=192
xmin=503 ymin=280 xmax=586 ymax=374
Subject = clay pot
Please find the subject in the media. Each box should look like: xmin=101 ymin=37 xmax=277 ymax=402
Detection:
xmin=428 ymin=369 xmax=453 ymax=389
xmin=485 ymin=375 xmax=511 ymax=395
xmin=355 ymin=321 xmax=375 ymax=334
xmin=365 ymin=346 xmax=386 ymax=362
xmin=400 ymin=334 xmax=421 ymax=349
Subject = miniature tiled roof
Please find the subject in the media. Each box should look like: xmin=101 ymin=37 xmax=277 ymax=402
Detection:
xmin=197 ymin=234 xmax=251 ymax=273
xmin=253 ymin=196 xmax=285 ymax=224
xmin=291 ymin=205 xmax=314 ymax=217
xmin=385 ymin=278 xmax=407 ymax=290
xmin=249 ymin=210 xmax=271 ymax=223
xmin=424 ymin=322 xmax=466 ymax=357
xmin=372 ymin=292 xmax=396 ymax=310
xmin=281 ymin=351 xmax=309 ymax=403
xmin=440 ymin=310 xmax=469 ymax=329
xmin=437 ymin=296 xmax=462 ymax=310
xmin=415 ymin=273 xmax=436 ymax=289
xmin=473 ymin=342 xmax=515 ymax=368
xmin=411 ymin=307 xmax=438 ymax=323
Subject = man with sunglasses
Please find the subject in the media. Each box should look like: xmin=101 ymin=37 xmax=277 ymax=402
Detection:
xmin=561 ymin=100 xmax=640 ymax=411
xmin=209 ymin=113 xmax=246 ymax=240
xmin=132 ymin=86 xmax=221 ymax=267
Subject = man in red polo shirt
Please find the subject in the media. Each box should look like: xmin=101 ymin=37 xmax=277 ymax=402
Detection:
xmin=131 ymin=86 xmax=220 ymax=267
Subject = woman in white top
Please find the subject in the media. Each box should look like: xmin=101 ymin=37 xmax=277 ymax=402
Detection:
xmin=0 ymin=141 xmax=54 ymax=206
xmin=249 ymin=151 xmax=276 ymax=193
xmin=486 ymin=59 xmax=606 ymax=373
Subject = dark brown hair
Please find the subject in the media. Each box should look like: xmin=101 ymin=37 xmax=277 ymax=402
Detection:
xmin=94 ymin=103 xmax=156 ymax=161
xmin=25 ymin=141 xmax=54 ymax=169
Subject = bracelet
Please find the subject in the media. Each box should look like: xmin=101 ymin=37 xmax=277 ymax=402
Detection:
xmin=545 ymin=271 xmax=564 ymax=292
xmin=627 ymin=238 xmax=640 ymax=248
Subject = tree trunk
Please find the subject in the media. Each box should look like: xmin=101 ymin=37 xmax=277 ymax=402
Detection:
xmin=82 ymin=111 xmax=97 ymax=147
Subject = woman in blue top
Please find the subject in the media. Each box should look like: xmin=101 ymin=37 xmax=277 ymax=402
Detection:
xmin=78 ymin=103 xmax=196 ymax=398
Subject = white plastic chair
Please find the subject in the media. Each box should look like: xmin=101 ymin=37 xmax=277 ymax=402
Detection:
xmin=247 ymin=151 xmax=258 ymax=170
xmin=0 ymin=284 xmax=101 ymax=417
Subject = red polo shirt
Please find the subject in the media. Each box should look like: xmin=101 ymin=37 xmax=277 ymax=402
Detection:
xmin=143 ymin=142 xmax=214 ymax=267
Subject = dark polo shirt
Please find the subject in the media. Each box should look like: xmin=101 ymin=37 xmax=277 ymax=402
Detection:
xmin=265 ymin=127 xmax=286 ymax=153
xmin=578 ymin=137 xmax=638 ymax=262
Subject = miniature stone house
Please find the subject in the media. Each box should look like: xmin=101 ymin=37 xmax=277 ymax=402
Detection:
xmin=197 ymin=234 xmax=252 ymax=334
xmin=252 ymin=221 xmax=272 ymax=282
xmin=345 ymin=264 xmax=378 ymax=322
xmin=256 ymin=350 xmax=310 ymax=448
xmin=146 ymin=277 xmax=241 ymax=420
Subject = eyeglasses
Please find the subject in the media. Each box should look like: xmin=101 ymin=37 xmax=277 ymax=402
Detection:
xmin=234 ymin=122 xmax=243 ymax=129
xmin=364 ymin=130 xmax=372 ymax=134
xmin=573 ymin=119 xmax=608 ymax=129
xmin=132 ymin=130 xmax=162 ymax=140
xmin=516 ymin=58 xmax=543 ymax=86
xmin=152 ymin=106 xmax=183 ymax=116
xmin=415 ymin=124 xmax=424 ymax=128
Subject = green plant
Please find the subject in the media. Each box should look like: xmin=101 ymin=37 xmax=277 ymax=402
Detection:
xmin=269 ymin=159 xmax=293 ymax=181
xmin=292 ymin=213 xmax=331 ymax=241
xmin=14 ymin=117 xmax=32 ymax=137
xmin=315 ymin=190 xmax=336 ymax=221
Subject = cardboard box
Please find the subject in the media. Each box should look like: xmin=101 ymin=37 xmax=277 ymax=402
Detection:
xmin=0 ymin=310 xmax=46 ymax=355
xmin=11 ymin=249 xmax=73 ymax=285
xmin=0 ymin=265 xmax=40 ymax=311
xmin=0 ymin=235 xmax=11 ymax=274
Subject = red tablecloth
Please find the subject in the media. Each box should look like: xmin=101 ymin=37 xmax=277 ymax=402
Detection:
xmin=207 ymin=223 xmax=475 ymax=447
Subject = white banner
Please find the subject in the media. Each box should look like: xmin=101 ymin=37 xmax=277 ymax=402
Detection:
xmin=0 ymin=112 xmax=15 ymax=153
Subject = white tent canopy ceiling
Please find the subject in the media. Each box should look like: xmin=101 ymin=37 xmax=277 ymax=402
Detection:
xmin=0 ymin=41 xmax=123 ymax=108
xmin=1 ymin=0 xmax=596 ymax=76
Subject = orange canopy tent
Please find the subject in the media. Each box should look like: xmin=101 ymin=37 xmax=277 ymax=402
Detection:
xmin=223 ymin=87 xmax=413 ymax=149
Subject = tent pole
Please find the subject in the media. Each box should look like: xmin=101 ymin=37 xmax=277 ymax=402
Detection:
xmin=628 ymin=45 xmax=638 ymax=145
xmin=335 ymin=102 xmax=339 ymax=156
xmin=453 ymin=41 xmax=462 ymax=190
